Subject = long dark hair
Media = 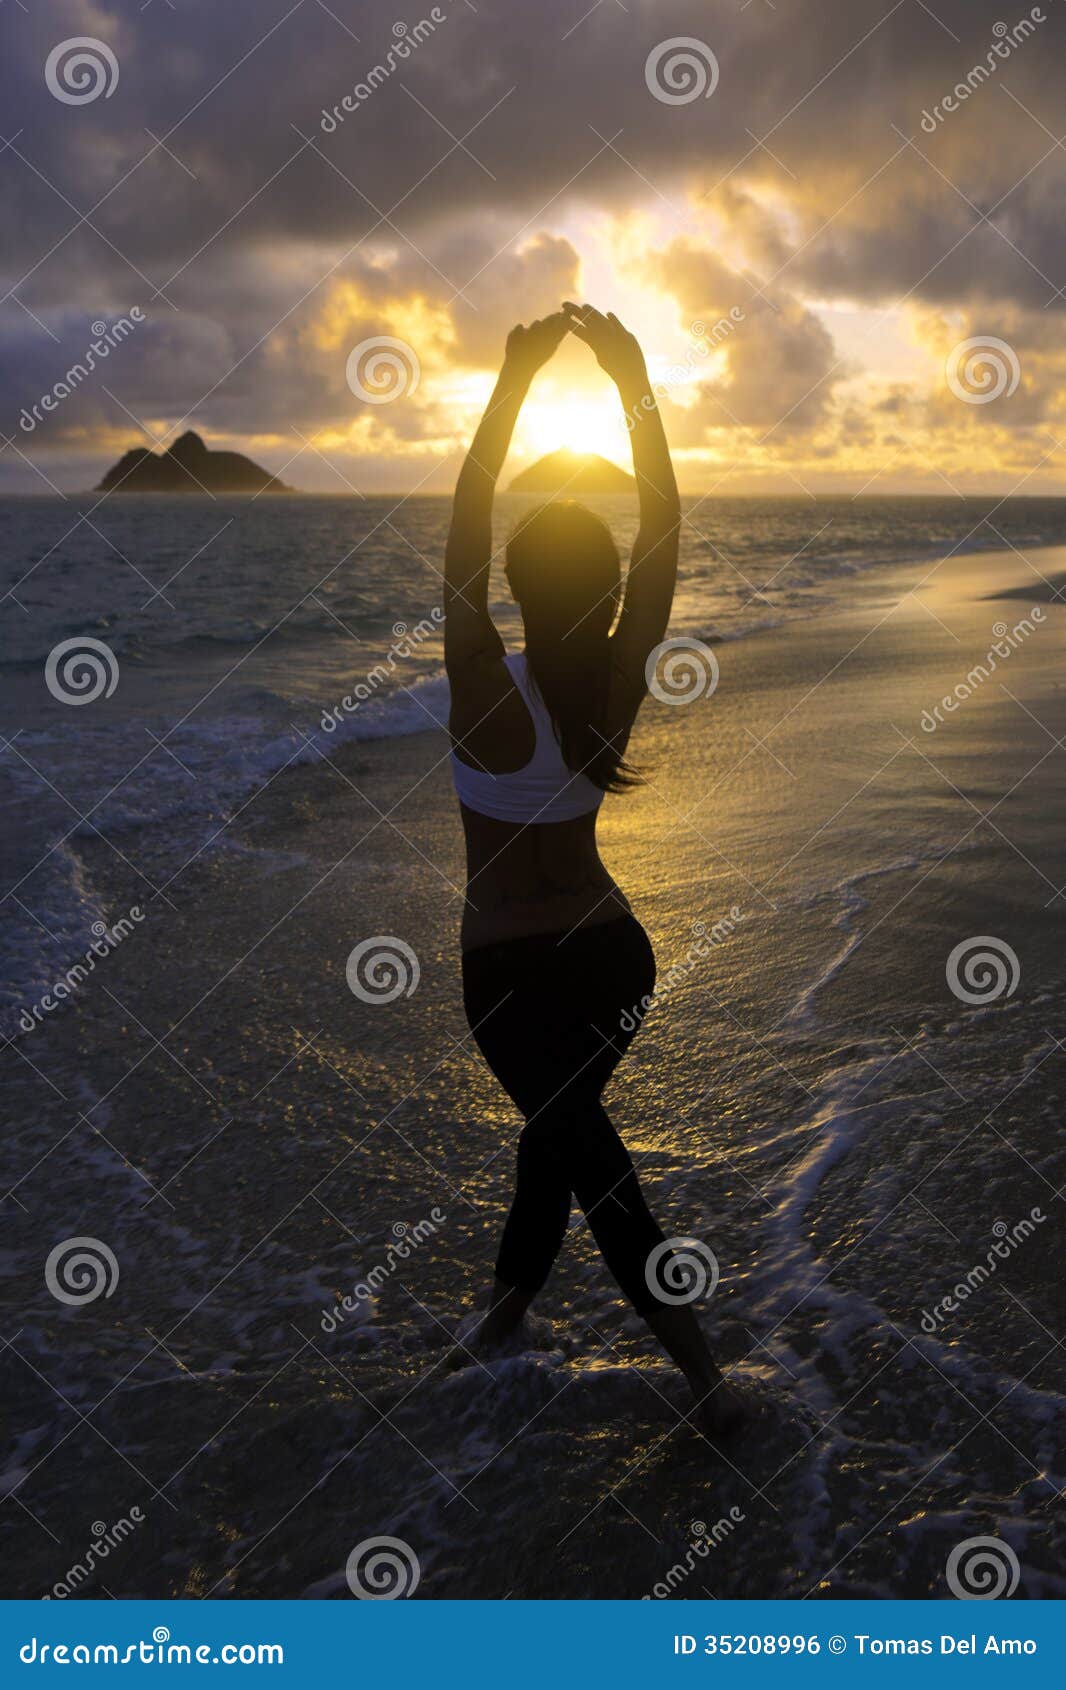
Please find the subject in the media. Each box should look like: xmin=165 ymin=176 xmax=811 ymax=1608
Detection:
xmin=505 ymin=501 xmax=639 ymax=794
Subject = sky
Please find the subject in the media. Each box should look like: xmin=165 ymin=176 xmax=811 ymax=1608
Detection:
xmin=2 ymin=0 xmax=1066 ymax=494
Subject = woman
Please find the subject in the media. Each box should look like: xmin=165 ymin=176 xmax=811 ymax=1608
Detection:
xmin=445 ymin=302 xmax=742 ymax=1436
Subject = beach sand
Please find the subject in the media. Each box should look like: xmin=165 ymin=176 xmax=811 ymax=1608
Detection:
xmin=4 ymin=542 xmax=1065 ymax=1599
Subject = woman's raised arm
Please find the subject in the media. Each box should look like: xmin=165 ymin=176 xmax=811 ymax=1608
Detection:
xmin=444 ymin=313 xmax=570 ymax=678
xmin=563 ymin=303 xmax=681 ymax=697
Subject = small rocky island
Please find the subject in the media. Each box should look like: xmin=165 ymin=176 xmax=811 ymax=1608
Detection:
xmin=96 ymin=430 xmax=289 ymax=494
xmin=509 ymin=449 xmax=636 ymax=495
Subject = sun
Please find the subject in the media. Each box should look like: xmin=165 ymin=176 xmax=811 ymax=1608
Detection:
xmin=517 ymin=392 xmax=631 ymax=467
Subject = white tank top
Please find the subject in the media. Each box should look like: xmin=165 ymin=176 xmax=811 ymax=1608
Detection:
xmin=450 ymin=652 xmax=603 ymax=824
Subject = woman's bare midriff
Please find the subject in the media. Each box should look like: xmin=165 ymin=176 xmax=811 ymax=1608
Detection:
xmin=458 ymin=802 xmax=632 ymax=951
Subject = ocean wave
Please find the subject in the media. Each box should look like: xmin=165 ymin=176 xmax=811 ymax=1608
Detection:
xmin=6 ymin=491 xmax=1066 ymax=1028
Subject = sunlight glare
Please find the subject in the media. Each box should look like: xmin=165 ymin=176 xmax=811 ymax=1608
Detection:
xmin=518 ymin=393 xmax=630 ymax=466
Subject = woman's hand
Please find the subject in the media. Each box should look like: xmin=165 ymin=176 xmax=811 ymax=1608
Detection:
xmin=563 ymin=302 xmax=647 ymax=390
xmin=502 ymin=312 xmax=571 ymax=382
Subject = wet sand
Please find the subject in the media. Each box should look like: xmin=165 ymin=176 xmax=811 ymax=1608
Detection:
xmin=3 ymin=543 xmax=1066 ymax=1599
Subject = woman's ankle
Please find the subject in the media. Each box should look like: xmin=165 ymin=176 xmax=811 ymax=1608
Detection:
xmin=482 ymin=1277 xmax=533 ymax=1336
xmin=643 ymin=1304 xmax=721 ymax=1385
xmin=479 ymin=1306 xmax=520 ymax=1343
xmin=686 ymin=1366 xmax=728 ymax=1402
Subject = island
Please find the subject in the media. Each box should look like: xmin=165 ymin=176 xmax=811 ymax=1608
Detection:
xmin=96 ymin=431 xmax=290 ymax=494
xmin=508 ymin=449 xmax=636 ymax=495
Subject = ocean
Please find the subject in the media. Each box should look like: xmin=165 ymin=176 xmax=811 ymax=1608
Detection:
xmin=3 ymin=493 xmax=1065 ymax=1599
xmin=5 ymin=491 xmax=1066 ymax=1032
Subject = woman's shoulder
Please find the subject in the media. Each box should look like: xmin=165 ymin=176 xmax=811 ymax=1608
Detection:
xmin=449 ymin=650 xmax=535 ymax=772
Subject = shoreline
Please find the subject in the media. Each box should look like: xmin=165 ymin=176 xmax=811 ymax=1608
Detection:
xmin=3 ymin=539 xmax=1066 ymax=1598
xmin=4 ymin=536 xmax=1063 ymax=1039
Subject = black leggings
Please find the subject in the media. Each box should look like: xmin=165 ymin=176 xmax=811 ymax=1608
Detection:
xmin=462 ymin=912 xmax=668 ymax=1319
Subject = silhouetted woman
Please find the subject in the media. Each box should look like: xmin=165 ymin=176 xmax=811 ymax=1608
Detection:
xmin=445 ymin=303 xmax=742 ymax=1435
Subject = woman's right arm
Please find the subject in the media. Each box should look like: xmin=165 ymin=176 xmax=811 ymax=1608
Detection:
xmin=444 ymin=314 xmax=570 ymax=681
xmin=563 ymin=304 xmax=680 ymax=704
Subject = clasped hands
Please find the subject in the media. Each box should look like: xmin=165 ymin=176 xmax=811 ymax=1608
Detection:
xmin=503 ymin=302 xmax=647 ymax=390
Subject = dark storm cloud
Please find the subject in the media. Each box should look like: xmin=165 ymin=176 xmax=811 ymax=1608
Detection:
xmin=2 ymin=0 xmax=1065 ymax=475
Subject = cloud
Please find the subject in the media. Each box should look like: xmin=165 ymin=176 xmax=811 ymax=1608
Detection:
xmin=3 ymin=0 xmax=1066 ymax=488
xmin=649 ymin=241 xmax=844 ymax=437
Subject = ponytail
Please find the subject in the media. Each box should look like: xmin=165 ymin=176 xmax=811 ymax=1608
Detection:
xmin=506 ymin=501 xmax=640 ymax=795
xmin=524 ymin=627 xmax=638 ymax=793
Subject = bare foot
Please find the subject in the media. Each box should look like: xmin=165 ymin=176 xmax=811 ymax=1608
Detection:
xmin=689 ymin=1376 xmax=748 ymax=1439
xmin=445 ymin=1309 xmax=510 ymax=1370
xmin=445 ymin=1309 xmax=553 ymax=1371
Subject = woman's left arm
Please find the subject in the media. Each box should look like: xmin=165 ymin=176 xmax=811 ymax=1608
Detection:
xmin=444 ymin=313 xmax=569 ymax=677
